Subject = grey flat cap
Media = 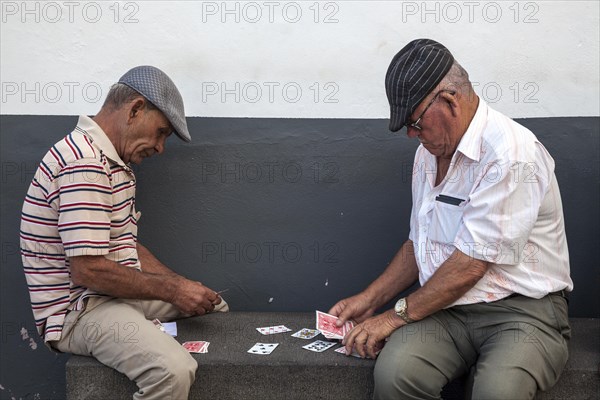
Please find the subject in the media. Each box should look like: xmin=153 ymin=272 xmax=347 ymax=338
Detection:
xmin=118 ymin=65 xmax=191 ymax=142
xmin=385 ymin=39 xmax=454 ymax=132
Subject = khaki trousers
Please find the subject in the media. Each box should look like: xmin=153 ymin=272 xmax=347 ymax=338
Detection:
xmin=53 ymin=297 xmax=227 ymax=400
xmin=374 ymin=293 xmax=570 ymax=400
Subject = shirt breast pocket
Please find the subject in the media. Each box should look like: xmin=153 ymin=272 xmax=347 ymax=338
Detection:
xmin=429 ymin=201 xmax=465 ymax=244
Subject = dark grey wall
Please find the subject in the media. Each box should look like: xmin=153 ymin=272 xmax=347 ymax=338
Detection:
xmin=1 ymin=115 xmax=598 ymax=399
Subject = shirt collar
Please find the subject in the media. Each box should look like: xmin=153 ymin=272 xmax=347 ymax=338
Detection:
xmin=76 ymin=115 xmax=128 ymax=168
xmin=455 ymin=98 xmax=488 ymax=162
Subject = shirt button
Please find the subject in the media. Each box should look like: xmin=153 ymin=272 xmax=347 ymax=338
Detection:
xmin=130 ymin=181 xmax=135 ymax=186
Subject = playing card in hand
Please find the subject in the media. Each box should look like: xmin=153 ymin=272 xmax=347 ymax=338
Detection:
xmin=302 ymin=340 xmax=337 ymax=353
xmin=256 ymin=325 xmax=292 ymax=335
xmin=291 ymin=328 xmax=320 ymax=340
xmin=334 ymin=346 xmax=362 ymax=358
xmin=248 ymin=343 xmax=279 ymax=354
xmin=316 ymin=310 xmax=354 ymax=340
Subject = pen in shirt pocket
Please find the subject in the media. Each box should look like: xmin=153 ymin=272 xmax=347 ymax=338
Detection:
xmin=435 ymin=194 xmax=466 ymax=206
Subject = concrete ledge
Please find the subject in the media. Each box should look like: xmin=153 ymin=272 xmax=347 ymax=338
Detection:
xmin=66 ymin=314 xmax=599 ymax=400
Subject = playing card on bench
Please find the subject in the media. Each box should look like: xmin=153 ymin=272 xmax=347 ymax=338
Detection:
xmin=316 ymin=310 xmax=354 ymax=340
xmin=256 ymin=325 xmax=292 ymax=335
xmin=162 ymin=322 xmax=177 ymax=337
xmin=291 ymin=328 xmax=320 ymax=340
xmin=302 ymin=340 xmax=336 ymax=353
xmin=182 ymin=341 xmax=209 ymax=354
xmin=248 ymin=343 xmax=279 ymax=354
xmin=152 ymin=318 xmax=165 ymax=332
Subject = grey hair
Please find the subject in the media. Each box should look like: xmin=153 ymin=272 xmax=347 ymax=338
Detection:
xmin=101 ymin=83 xmax=157 ymax=111
xmin=440 ymin=60 xmax=473 ymax=95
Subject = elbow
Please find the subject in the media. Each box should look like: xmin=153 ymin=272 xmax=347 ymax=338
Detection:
xmin=450 ymin=249 xmax=489 ymax=289
xmin=70 ymin=256 xmax=100 ymax=288
xmin=70 ymin=264 xmax=89 ymax=287
xmin=464 ymin=259 xmax=489 ymax=287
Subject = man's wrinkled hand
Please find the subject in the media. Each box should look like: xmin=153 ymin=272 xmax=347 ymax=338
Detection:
xmin=342 ymin=310 xmax=404 ymax=359
xmin=170 ymin=277 xmax=220 ymax=316
xmin=328 ymin=292 xmax=377 ymax=328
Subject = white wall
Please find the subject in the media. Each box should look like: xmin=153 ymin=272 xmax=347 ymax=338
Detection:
xmin=1 ymin=0 xmax=598 ymax=118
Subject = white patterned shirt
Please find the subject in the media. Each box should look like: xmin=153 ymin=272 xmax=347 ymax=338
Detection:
xmin=408 ymin=100 xmax=573 ymax=305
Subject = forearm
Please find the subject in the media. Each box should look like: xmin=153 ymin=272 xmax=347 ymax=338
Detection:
xmin=71 ymin=252 xmax=219 ymax=315
xmin=405 ymin=249 xmax=489 ymax=321
xmin=70 ymin=255 xmax=180 ymax=302
xmin=362 ymin=240 xmax=419 ymax=308
xmin=137 ymin=242 xmax=178 ymax=277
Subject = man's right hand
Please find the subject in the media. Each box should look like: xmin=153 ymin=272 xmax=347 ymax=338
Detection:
xmin=170 ymin=277 xmax=221 ymax=316
xmin=328 ymin=292 xmax=377 ymax=327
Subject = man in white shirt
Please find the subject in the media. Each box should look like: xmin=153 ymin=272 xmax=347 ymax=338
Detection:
xmin=329 ymin=39 xmax=572 ymax=399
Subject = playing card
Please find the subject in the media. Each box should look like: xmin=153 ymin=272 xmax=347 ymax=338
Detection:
xmin=256 ymin=325 xmax=292 ymax=335
xmin=182 ymin=341 xmax=210 ymax=354
xmin=248 ymin=343 xmax=279 ymax=355
xmin=152 ymin=318 xmax=165 ymax=332
xmin=334 ymin=346 xmax=362 ymax=358
xmin=291 ymin=328 xmax=320 ymax=340
xmin=316 ymin=310 xmax=354 ymax=340
xmin=302 ymin=340 xmax=337 ymax=353
xmin=162 ymin=322 xmax=177 ymax=337
xmin=152 ymin=319 xmax=177 ymax=336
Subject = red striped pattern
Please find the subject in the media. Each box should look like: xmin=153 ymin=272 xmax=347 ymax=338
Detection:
xmin=21 ymin=116 xmax=142 ymax=343
xmin=24 ymin=197 xmax=52 ymax=208
xmin=60 ymin=201 xmax=112 ymax=212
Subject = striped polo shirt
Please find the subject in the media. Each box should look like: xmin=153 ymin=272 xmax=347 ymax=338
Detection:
xmin=20 ymin=115 xmax=141 ymax=343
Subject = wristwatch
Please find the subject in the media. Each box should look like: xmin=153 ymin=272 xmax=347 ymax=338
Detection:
xmin=394 ymin=297 xmax=414 ymax=323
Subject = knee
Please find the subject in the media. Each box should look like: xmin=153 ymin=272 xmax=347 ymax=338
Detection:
xmin=470 ymin=368 xmax=537 ymax=400
xmin=374 ymin=348 xmax=441 ymax=400
xmin=170 ymin=352 xmax=197 ymax=386
xmin=374 ymin=356 xmax=404 ymax=400
xmin=134 ymin=347 xmax=197 ymax=398
xmin=158 ymin=349 xmax=198 ymax=389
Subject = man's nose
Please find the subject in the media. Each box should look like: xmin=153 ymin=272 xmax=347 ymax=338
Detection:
xmin=155 ymin=140 xmax=165 ymax=155
xmin=406 ymin=126 xmax=420 ymax=139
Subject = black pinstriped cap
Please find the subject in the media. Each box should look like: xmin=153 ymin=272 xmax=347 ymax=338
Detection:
xmin=118 ymin=66 xmax=191 ymax=142
xmin=385 ymin=39 xmax=454 ymax=132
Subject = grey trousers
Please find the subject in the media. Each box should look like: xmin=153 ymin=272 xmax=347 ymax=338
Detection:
xmin=52 ymin=297 xmax=208 ymax=400
xmin=374 ymin=293 xmax=570 ymax=400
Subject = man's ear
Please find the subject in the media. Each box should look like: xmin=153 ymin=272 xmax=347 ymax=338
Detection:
xmin=127 ymin=98 xmax=146 ymax=122
xmin=440 ymin=91 xmax=459 ymax=117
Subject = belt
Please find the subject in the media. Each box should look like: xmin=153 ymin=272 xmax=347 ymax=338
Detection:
xmin=550 ymin=289 xmax=570 ymax=303
xmin=506 ymin=289 xmax=570 ymax=303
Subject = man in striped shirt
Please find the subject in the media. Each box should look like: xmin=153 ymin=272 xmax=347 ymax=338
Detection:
xmin=20 ymin=66 xmax=227 ymax=400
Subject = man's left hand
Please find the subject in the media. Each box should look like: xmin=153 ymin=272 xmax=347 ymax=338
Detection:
xmin=342 ymin=309 xmax=404 ymax=359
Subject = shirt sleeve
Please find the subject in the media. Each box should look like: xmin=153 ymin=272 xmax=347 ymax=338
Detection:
xmin=54 ymin=158 xmax=112 ymax=257
xmin=454 ymin=144 xmax=554 ymax=265
xmin=408 ymin=148 xmax=424 ymax=244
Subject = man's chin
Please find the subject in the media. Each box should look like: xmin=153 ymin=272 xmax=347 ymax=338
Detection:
xmin=130 ymin=156 xmax=143 ymax=165
xmin=422 ymin=143 xmax=440 ymax=154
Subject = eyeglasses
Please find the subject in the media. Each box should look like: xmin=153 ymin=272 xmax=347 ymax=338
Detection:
xmin=407 ymin=89 xmax=456 ymax=131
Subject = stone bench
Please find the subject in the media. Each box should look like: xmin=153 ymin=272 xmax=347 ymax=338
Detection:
xmin=66 ymin=313 xmax=599 ymax=399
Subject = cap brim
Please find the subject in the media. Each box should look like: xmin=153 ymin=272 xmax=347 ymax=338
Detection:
xmin=173 ymin=126 xmax=191 ymax=142
xmin=389 ymin=106 xmax=409 ymax=132
xmin=389 ymin=119 xmax=404 ymax=132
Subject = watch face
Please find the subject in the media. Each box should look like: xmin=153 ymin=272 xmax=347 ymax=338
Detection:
xmin=395 ymin=298 xmax=406 ymax=314
xmin=394 ymin=298 xmax=413 ymax=323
